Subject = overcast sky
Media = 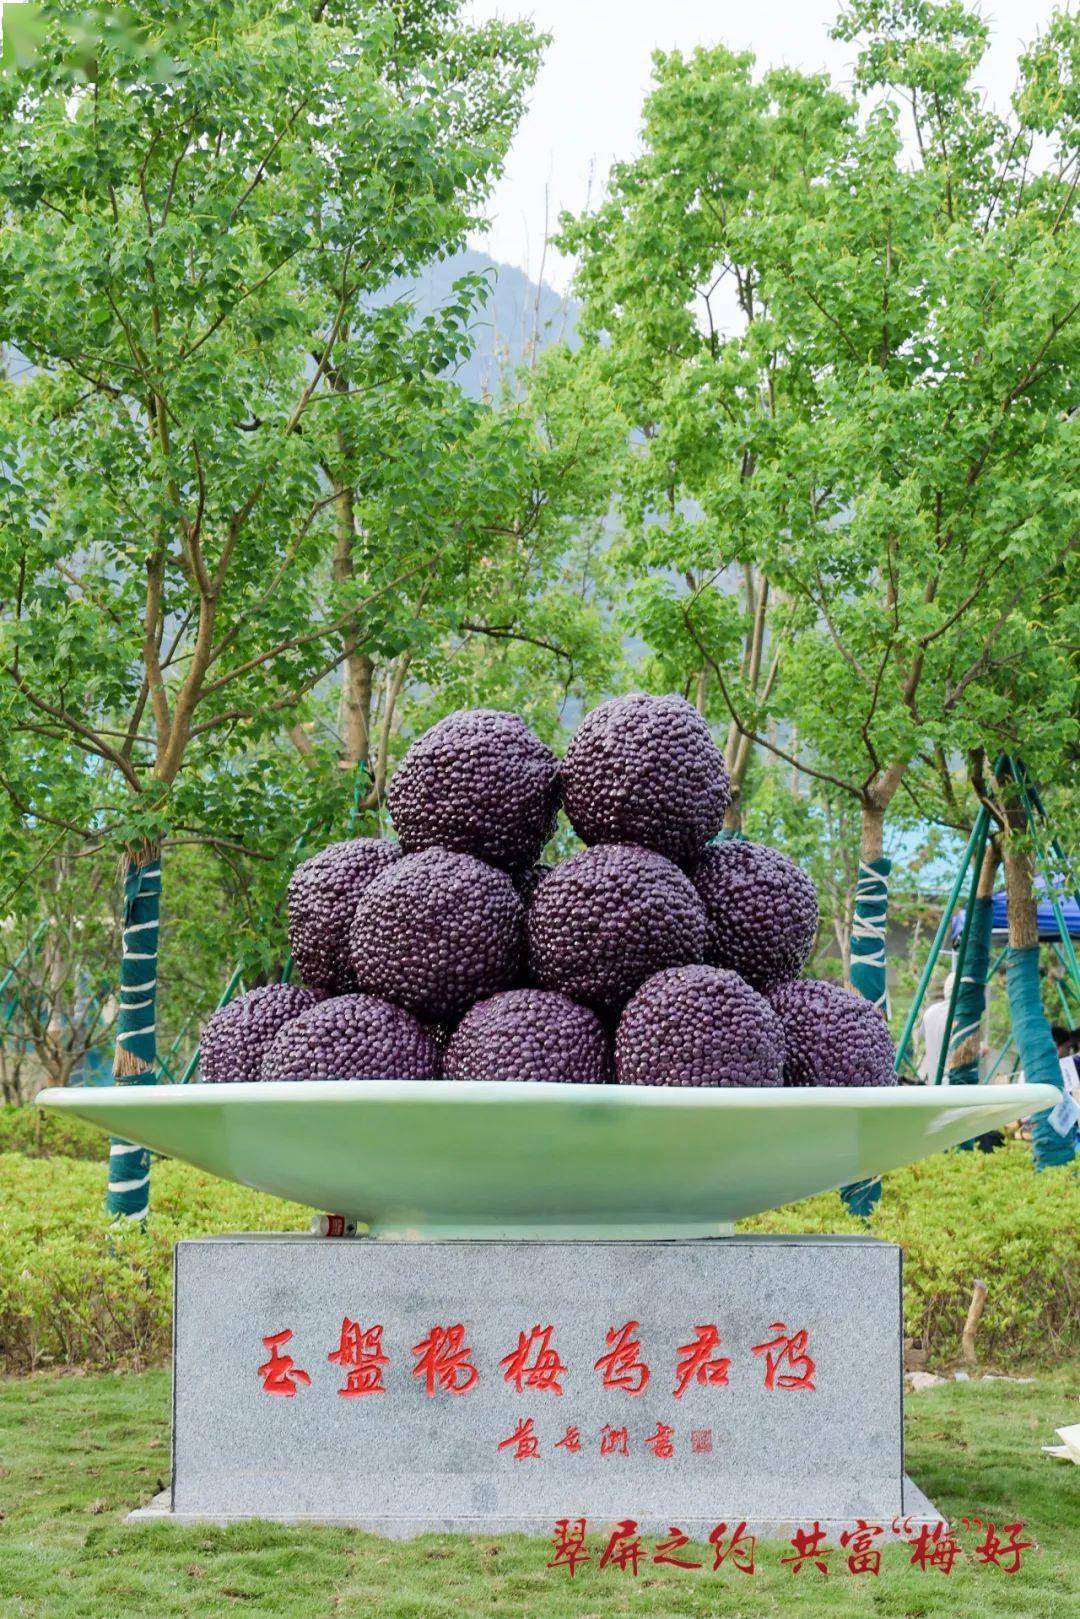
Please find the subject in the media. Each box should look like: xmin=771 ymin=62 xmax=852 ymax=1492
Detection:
xmin=465 ymin=0 xmax=1060 ymax=290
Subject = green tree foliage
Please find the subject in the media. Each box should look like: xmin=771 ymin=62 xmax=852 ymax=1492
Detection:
xmin=0 ymin=0 xmax=544 ymax=1211
xmin=558 ymin=1 xmax=1079 ymax=876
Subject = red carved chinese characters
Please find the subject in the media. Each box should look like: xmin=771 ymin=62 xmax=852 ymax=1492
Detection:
xmin=542 ymin=1510 xmax=1034 ymax=1581
xmin=327 ymin=1319 xmax=388 ymax=1397
xmin=554 ymin=1425 xmax=582 ymax=1453
xmin=781 ymin=1521 xmax=832 ymax=1575
xmin=500 ymin=1325 xmax=567 ymax=1394
xmin=598 ymin=1519 xmax=642 ymax=1575
xmin=751 ymin=1322 xmax=816 ymax=1391
xmin=410 ymin=1324 xmax=479 ymax=1396
xmin=498 ymin=1417 xmax=540 ymax=1460
xmin=908 ymin=1522 xmax=961 ymax=1575
xmin=257 ymin=1329 xmax=311 ymax=1397
xmin=653 ymin=1527 xmax=702 ymax=1568
xmin=644 ymin=1421 xmax=675 ymax=1459
xmin=840 ymin=1519 xmax=884 ymax=1575
xmin=548 ymin=1517 xmax=591 ymax=1577
xmin=599 ymin=1424 xmax=630 ymax=1457
xmin=971 ymin=1521 xmax=1034 ymax=1575
xmin=673 ymin=1325 xmax=731 ymax=1397
xmin=709 ymin=1520 xmax=756 ymax=1574
xmin=691 ymin=1427 xmax=713 ymax=1454
xmin=594 ymin=1320 xmax=650 ymax=1394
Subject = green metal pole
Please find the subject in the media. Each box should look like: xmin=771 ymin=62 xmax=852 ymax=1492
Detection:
xmin=983 ymin=1037 xmax=1016 ymax=1084
xmin=896 ymin=1049 xmax=922 ymax=1080
xmin=893 ymin=812 xmax=986 ymax=1073
xmin=1051 ymin=970 xmax=1075 ymax=1030
xmin=934 ymin=807 xmax=991 ymax=1085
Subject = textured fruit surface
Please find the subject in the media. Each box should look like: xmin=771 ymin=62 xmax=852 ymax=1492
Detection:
xmin=444 ymin=988 xmax=611 ymax=1084
xmin=615 ymin=964 xmax=785 ymax=1087
xmin=287 ymin=837 xmax=401 ymax=993
xmin=200 ymin=985 xmax=322 ymax=1083
xmin=526 ymin=843 xmax=708 ymax=1011
xmin=349 ymin=847 xmax=523 ymax=1020
xmin=561 ymin=692 xmax=730 ymax=862
xmin=387 ymin=708 xmax=560 ymax=871
xmin=513 ymin=861 xmax=553 ymax=905
xmin=692 ymin=839 xmax=819 ymax=989
xmin=768 ymin=977 xmax=897 ymax=1087
xmin=260 ymin=993 xmax=442 ymax=1081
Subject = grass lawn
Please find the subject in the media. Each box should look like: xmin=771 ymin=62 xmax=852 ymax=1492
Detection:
xmin=0 ymin=1368 xmax=1076 ymax=1618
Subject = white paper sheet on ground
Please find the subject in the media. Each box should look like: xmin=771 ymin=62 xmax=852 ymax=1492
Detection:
xmin=1041 ymin=1422 xmax=1080 ymax=1463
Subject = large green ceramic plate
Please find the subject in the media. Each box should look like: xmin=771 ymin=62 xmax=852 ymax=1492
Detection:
xmin=36 ymin=1079 xmax=1058 ymax=1238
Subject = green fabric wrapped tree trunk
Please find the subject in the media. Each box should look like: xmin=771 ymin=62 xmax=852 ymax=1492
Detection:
xmin=106 ymin=853 xmax=160 ymax=1222
xmin=1007 ymin=945 xmax=1074 ymax=1170
xmin=842 ymin=856 xmax=892 ymax=1217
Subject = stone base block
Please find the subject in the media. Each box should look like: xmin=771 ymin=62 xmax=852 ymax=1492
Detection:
xmin=163 ymin=1233 xmax=932 ymax=1535
xmin=131 ymin=1478 xmax=943 ymax=1540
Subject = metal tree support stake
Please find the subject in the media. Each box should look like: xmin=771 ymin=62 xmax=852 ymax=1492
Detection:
xmin=893 ymin=806 xmax=991 ymax=1077
xmin=933 ymin=810 xmax=992 ymax=1086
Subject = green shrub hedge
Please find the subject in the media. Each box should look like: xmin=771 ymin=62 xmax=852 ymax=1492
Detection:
xmin=1 ymin=1152 xmax=307 ymax=1374
xmin=1 ymin=1136 xmax=1075 ymax=1375
xmin=0 ymin=1102 xmax=106 ymax=1160
xmin=744 ymin=1148 xmax=1078 ymax=1366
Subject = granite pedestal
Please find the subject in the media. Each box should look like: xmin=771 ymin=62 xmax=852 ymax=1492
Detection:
xmin=135 ymin=1233 xmax=940 ymax=1539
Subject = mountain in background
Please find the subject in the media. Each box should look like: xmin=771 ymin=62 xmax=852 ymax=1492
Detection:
xmin=395 ymin=248 xmax=578 ymax=399
xmin=4 ymin=250 xmax=578 ymax=404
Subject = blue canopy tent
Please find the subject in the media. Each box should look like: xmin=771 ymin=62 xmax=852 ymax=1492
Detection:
xmin=951 ymin=881 xmax=1080 ymax=943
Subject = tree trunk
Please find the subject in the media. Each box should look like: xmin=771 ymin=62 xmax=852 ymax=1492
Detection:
xmin=721 ymin=566 xmax=777 ymax=835
xmin=42 ymin=938 xmax=68 ymax=1085
xmin=1002 ymin=835 xmax=1073 ymax=1169
xmin=1003 ymin=840 xmax=1039 ymax=950
xmin=859 ymin=800 xmax=885 ymax=864
xmin=106 ymin=847 xmax=161 ymax=1222
xmin=330 ymin=436 xmax=372 ymax=773
xmin=338 ymin=648 xmax=373 ymax=769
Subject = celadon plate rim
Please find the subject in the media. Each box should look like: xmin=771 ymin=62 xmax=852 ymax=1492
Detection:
xmin=36 ymin=1079 xmax=1060 ymax=1238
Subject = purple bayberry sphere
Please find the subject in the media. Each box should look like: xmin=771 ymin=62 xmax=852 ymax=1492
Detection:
xmin=444 ymin=989 xmax=611 ymax=1084
xmin=287 ymin=837 xmax=401 ymax=994
xmin=387 ymin=708 xmax=560 ymax=871
xmin=349 ymin=847 xmax=523 ymax=1020
xmin=260 ymin=993 xmax=442 ymax=1081
xmin=561 ymin=693 xmax=731 ymax=864
xmin=615 ymin=965 xmax=785 ymax=1088
xmin=513 ymin=862 xmax=554 ymax=905
xmin=200 ymin=984 xmax=322 ymax=1083
xmin=526 ymin=843 xmax=708 ymax=1012
xmin=768 ymin=978 xmax=897 ymax=1087
xmin=692 ymin=839 xmax=818 ymax=990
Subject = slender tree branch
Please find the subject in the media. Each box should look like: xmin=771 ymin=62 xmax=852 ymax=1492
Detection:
xmin=460 ymin=622 xmax=573 ymax=663
xmin=682 ymin=605 xmax=860 ymax=799
xmin=4 ymin=668 xmax=142 ymax=790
